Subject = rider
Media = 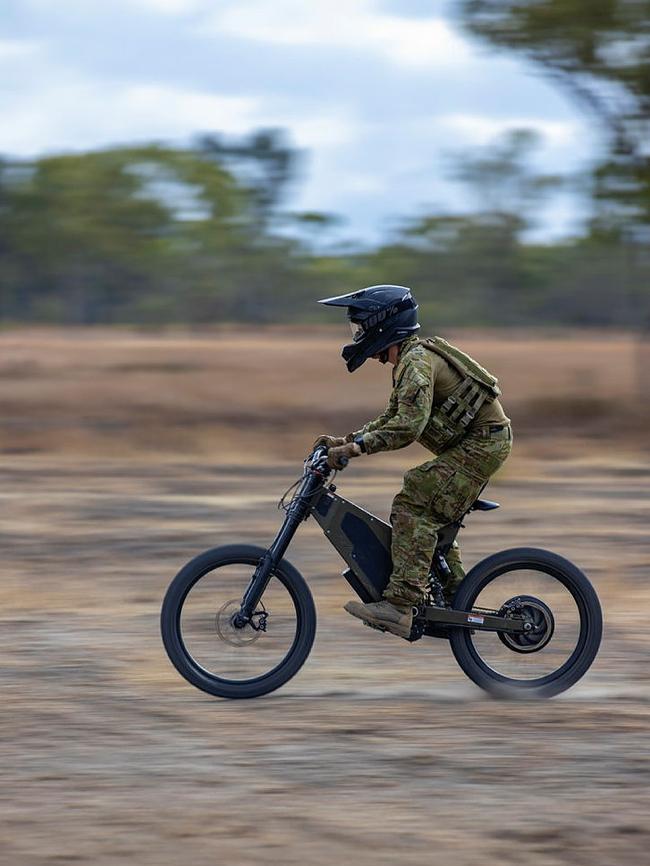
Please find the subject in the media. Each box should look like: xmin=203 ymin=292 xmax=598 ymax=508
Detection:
xmin=315 ymin=285 xmax=512 ymax=639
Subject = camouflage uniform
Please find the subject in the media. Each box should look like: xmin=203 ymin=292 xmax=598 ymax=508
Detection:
xmin=347 ymin=335 xmax=512 ymax=606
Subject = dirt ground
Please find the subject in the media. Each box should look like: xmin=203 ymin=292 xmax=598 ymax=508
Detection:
xmin=1 ymin=329 xmax=649 ymax=865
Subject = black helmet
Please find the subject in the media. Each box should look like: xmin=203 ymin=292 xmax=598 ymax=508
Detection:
xmin=318 ymin=285 xmax=420 ymax=372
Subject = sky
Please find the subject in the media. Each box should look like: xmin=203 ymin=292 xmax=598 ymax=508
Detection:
xmin=1 ymin=0 xmax=600 ymax=244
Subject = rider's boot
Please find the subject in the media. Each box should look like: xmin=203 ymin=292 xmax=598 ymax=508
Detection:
xmin=344 ymin=599 xmax=413 ymax=638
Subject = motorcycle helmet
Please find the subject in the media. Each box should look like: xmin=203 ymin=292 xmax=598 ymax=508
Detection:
xmin=318 ymin=285 xmax=419 ymax=372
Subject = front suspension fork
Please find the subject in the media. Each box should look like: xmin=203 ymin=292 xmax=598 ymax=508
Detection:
xmin=235 ymin=470 xmax=324 ymax=625
xmin=236 ymin=550 xmax=276 ymax=624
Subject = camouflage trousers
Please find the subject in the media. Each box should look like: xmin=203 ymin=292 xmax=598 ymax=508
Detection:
xmin=383 ymin=426 xmax=512 ymax=609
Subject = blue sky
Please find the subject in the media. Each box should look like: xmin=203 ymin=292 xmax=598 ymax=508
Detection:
xmin=1 ymin=0 xmax=600 ymax=243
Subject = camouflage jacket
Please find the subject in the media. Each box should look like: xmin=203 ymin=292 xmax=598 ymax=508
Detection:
xmin=348 ymin=335 xmax=508 ymax=455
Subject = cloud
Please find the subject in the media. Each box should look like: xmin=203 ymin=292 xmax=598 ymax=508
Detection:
xmin=118 ymin=85 xmax=258 ymax=136
xmin=0 ymin=83 xmax=259 ymax=156
xmin=430 ymin=114 xmax=581 ymax=149
xmin=286 ymin=113 xmax=361 ymax=149
xmin=0 ymin=0 xmax=594 ymax=241
xmin=335 ymin=172 xmax=386 ymax=195
xmin=0 ymin=38 xmax=41 ymax=61
xmin=0 ymin=79 xmax=361 ymax=158
xmin=197 ymin=0 xmax=473 ymax=69
xmin=19 ymin=0 xmax=203 ymax=14
xmin=123 ymin=0 xmax=205 ymax=14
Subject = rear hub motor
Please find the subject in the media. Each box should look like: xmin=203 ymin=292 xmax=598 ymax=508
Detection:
xmin=498 ymin=595 xmax=555 ymax=654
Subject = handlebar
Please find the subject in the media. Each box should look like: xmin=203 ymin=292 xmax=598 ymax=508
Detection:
xmin=306 ymin=445 xmax=348 ymax=473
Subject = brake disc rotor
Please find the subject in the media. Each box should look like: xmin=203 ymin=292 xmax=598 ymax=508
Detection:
xmin=215 ymin=600 xmax=262 ymax=647
xmin=498 ymin=595 xmax=555 ymax=654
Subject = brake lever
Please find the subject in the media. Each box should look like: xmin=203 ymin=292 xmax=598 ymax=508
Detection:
xmin=307 ymin=445 xmax=347 ymax=473
xmin=306 ymin=446 xmax=330 ymax=475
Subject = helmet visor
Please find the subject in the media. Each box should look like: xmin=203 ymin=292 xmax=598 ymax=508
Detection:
xmin=349 ymin=320 xmax=365 ymax=342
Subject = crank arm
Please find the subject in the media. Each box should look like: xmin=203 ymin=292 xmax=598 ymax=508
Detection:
xmin=424 ymin=606 xmax=526 ymax=634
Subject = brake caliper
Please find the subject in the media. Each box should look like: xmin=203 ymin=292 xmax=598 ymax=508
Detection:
xmin=249 ymin=610 xmax=269 ymax=633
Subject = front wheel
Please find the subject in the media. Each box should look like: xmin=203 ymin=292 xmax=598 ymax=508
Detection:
xmin=449 ymin=548 xmax=602 ymax=699
xmin=161 ymin=544 xmax=316 ymax=699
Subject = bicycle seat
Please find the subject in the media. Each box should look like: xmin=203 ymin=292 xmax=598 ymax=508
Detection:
xmin=471 ymin=498 xmax=500 ymax=511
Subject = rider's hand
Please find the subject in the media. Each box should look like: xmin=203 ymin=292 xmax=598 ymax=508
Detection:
xmin=312 ymin=434 xmax=346 ymax=450
xmin=327 ymin=441 xmax=362 ymax=470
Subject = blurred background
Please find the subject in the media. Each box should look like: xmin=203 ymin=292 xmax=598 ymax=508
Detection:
xmin=1 ymin=2 xmax=649 ymax=865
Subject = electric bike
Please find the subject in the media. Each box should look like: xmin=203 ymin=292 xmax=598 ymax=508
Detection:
xmin=161 ymin=446 xmax=602 ymax=699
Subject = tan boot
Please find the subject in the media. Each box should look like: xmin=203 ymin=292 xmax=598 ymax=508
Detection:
xmin=344 ymin=599 xmax=413 ymax=639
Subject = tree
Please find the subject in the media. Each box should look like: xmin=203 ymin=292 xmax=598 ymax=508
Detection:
xmin=458 ymin=0 xmax=650 ymax=235
xmin=197 ymin=128 xmax=300 ymax=230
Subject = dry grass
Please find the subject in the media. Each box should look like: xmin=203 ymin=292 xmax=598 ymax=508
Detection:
xmin=0 ymin=326 xmax=648 ymax=460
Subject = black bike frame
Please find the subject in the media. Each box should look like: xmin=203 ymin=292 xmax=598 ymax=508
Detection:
xmin=238 ymin=448 xmax=525 ymax=637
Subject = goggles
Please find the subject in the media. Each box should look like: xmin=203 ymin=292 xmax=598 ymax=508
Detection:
xmin=347 ymin=296 xmax=414 ymax=344
xmin=350 ymin=320 xmax=366 ymax=342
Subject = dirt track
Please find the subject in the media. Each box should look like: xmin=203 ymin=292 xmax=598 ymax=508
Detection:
xmin=2 ymin=453 xmax=649 ymax=865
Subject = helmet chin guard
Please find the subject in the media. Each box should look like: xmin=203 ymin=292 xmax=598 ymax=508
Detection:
xmin=318 ymin=285 xmax=420 ymax=372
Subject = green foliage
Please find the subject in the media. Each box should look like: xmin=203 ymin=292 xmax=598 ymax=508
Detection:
xmin=0 ymin=115 xmax=648 ymax=328
xmin=458 ymin=0 xmax=650 ymax=233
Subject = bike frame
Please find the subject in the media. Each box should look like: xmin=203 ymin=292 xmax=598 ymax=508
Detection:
xmin=237 ymin=448 xmax=526 ymax=639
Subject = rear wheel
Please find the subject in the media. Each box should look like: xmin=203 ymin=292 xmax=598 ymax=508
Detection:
xmin=449 ymin=548 xmax=602 ymax=698
xmin=161 ymin=544 xmax=316 ymax=699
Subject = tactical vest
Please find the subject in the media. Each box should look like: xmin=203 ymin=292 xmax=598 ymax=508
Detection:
xmin=416 ymin=337 xmax=501 ymax=451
